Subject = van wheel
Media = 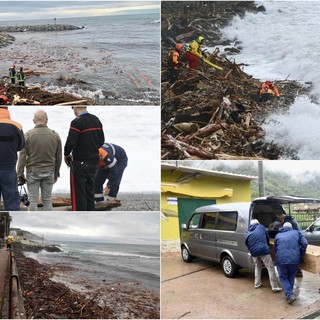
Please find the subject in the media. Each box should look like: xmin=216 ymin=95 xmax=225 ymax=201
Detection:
xmin=222 ymin=256 xmax=238 ymax=278
xmin=181 ymin=245 xmax=193 ymax=262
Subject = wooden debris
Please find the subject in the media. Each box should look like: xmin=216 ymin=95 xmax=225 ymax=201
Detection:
xmin=14 ymin=248 xmax=160 ymax=319
xmin=161 ymin=1 xmax=311 ymax=160
xmin=12 ymin=94 xmax=40 ymax=105
xmin=54 ymin=100 xmax=88 ymax=106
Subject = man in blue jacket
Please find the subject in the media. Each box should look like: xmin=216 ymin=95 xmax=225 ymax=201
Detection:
xmin=275 ymin=222 xmax=308 ymax=304
xmin=245 ymin=219 xmax=282 ymax=292
xmin=94 ymin=142 xmax=128 ymax=209
xmin=0 ymin=107 xmax=25 ymax=210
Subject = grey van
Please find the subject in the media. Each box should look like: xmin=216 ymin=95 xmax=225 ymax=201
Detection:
xmin=180 ymin=196 xmax=320 ymax=278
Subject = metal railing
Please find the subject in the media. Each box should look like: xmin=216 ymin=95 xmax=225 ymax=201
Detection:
xmin=9 ymin=251 xmax=25 ymax=319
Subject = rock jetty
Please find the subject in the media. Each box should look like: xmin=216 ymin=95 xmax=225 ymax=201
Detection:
xmin=0 ymin=24 xmax=84 ymax=33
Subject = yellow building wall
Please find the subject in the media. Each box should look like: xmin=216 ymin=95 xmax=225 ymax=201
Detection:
xmin=161 ymin=170 xmax=253 ymax=240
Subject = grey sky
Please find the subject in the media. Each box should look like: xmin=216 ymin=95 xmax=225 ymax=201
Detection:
xmin=0 ymin=1 xmax=160 ymax=20
xmin=10 ymin=211 xmax=160 ymax=245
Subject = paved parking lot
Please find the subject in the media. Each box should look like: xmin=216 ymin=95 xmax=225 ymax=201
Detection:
xmin=161 ymin=252 xmax=320 ymax=319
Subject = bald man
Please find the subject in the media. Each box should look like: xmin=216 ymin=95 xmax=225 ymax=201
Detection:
xmin=17 ymin=110 xmax=62 ymax=211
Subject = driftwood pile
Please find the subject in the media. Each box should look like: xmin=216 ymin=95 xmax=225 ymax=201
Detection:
xmin=0 ymin=82 xmax=94 ymax=105
xmin=14 ymin=248 xmax=160 ymax=319
xmin=161 ymin=1 xmax=311 ymax=160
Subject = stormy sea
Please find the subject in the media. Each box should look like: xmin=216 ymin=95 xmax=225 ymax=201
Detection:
xmin=0 ymin=14 xmax=160 ymax=105
xmin=23 ymin=241 xmax=160 ymax=292
xmin=10 ymin=106 xmax=160 ymax=195
xmin=220 ymin=1 xmax=320 ymax=159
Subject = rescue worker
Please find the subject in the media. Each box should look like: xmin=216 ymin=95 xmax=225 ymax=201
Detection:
xmin=168 ymin=43 xmax=183 ymax=84
xmin=94 ymin=142 xmax=128 ymax=209
xmin=259 ymin=80 xmax=280 ymax=102
xmin=185 ymin=35 xmax=205 ymax=69
xmin=9 ymin=64 xmax=16 ymax=84
xmin=275 ymin=222 xmax=308 ymax=304
xmin=0 ymin=106 xmax=25 ymax=211
xmin=64 ymin=107 xmax=104 ymax=211
xmin=17 ymin=67 xmax=26 ymax=88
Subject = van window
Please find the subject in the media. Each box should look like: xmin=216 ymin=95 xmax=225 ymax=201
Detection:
xmin=216 ymin=211 xmax=237 ymax=231
xmin=188 ymin=214 xmax=201 ymax=229
xmin=202 ymin=212 xmax=217 ymax=229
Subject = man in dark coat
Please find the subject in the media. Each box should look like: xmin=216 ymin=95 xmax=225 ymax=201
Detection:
xmin=245 ymin=219 xmax=282 ymax=292
xmin=64 ymin=107 xmax=104 ymax=211
xmin=275 ymin=222 xmax=308 ymax=304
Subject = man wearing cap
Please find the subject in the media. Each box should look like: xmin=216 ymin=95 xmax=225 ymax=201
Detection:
xmin=245 ymin=219 xmax=282 ymax=292
xmin=275 ymin=222 xmax=308 ymax=304
xmin=64 ymin=107 xmax=104 ymax=211
xmin=0 ymin=107 xmax=25 ymax=210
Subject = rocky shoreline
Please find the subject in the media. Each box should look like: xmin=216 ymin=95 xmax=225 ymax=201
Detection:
xmin=161 ymin=1 xmax=312 ymax=160
xmin=13 ymin=247 xmax=160 ymax=319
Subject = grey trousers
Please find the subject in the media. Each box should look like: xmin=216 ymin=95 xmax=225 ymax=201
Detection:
xmin=27 ymin=172 xmax=54 ymax=211
xmin=253 ymin=254 xmax=280 ymax=289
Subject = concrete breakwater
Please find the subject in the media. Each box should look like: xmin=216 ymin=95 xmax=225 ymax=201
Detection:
xmin=0 ymin=24 xmax=83 ymax=33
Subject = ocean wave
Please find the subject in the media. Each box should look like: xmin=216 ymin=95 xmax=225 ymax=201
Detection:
xmin=81 ymin=248 xmax=159 ymax=259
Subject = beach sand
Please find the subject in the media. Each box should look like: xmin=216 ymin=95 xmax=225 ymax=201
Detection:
xmin=0 ymin=192 xmax=160 ymax=212
xmin=14 ymin=248 xmax=160 ymax=319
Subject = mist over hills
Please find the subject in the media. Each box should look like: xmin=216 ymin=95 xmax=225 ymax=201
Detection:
xmin=177 ymin=161 xmax=320 ymax=199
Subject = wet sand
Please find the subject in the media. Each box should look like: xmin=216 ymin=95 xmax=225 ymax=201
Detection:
xmin=14 ymin=248 xmax=160 ymax=319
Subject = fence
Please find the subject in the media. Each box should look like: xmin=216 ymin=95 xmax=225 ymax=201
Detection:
xmin=291 ymin=212 xmax=319 ymax=229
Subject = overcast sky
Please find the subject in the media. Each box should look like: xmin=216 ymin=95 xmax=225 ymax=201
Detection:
xmin=0 ymin=1 xmax=160 ymax=20
xmin=10 ymin=211 xmax=160 ymax=245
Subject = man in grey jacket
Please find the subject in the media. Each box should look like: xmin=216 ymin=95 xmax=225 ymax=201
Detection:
xmin=17 ymin=110 xmax=62 ymax=211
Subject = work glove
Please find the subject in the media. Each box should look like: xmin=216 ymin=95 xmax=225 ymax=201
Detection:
xmin=18 ymin=174 xmax=26 ymax=186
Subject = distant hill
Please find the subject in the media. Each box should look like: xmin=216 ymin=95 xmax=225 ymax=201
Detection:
xmin=11 ymin=228 xmax=44 ymax=242
xmin=178 ymin=161 xmax=320 ymax=199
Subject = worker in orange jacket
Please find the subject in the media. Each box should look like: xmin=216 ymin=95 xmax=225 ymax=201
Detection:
xmin=185 ymin=35 xmax=205 ymax=69
xmin=168 ymin=43 xmax=183 ymax=84
xmin=259 ymin=80 xmax=280 ymax=102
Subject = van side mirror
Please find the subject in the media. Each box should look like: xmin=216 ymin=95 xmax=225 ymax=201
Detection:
xmin=181 ymin=223 xmax=187 ymax=230
xmin=309 ymin=225 xmax=314 ymax=232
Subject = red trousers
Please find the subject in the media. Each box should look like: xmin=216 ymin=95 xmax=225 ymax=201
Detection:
xmin=185 ymin=52 xmax=201 ymax=69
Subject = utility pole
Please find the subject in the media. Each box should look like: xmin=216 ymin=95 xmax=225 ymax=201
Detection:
xmin=258 ymin=160 xmax=265 ymax=197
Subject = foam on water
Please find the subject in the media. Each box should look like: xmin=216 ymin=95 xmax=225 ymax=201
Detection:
xmin=262 ymin=96 xmax=320 ymax=159
xmin=220 ymin=1 xmax=320 ymax=159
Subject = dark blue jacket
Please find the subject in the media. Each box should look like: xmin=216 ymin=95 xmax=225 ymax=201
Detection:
xmin=275 ymin=227 xmax=308 ymax=265
xmin=64 ymin=112 xmax=104 ymax=164
xmin=98 ymin=143 xmax=128 ymax=187
xmin=245 ymin=224 xmax=270 ymax=257
xmin=0 ymin=109 xmax=25 ymax=169
xmin=284 ymin=215 xmax=301 ymax=230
